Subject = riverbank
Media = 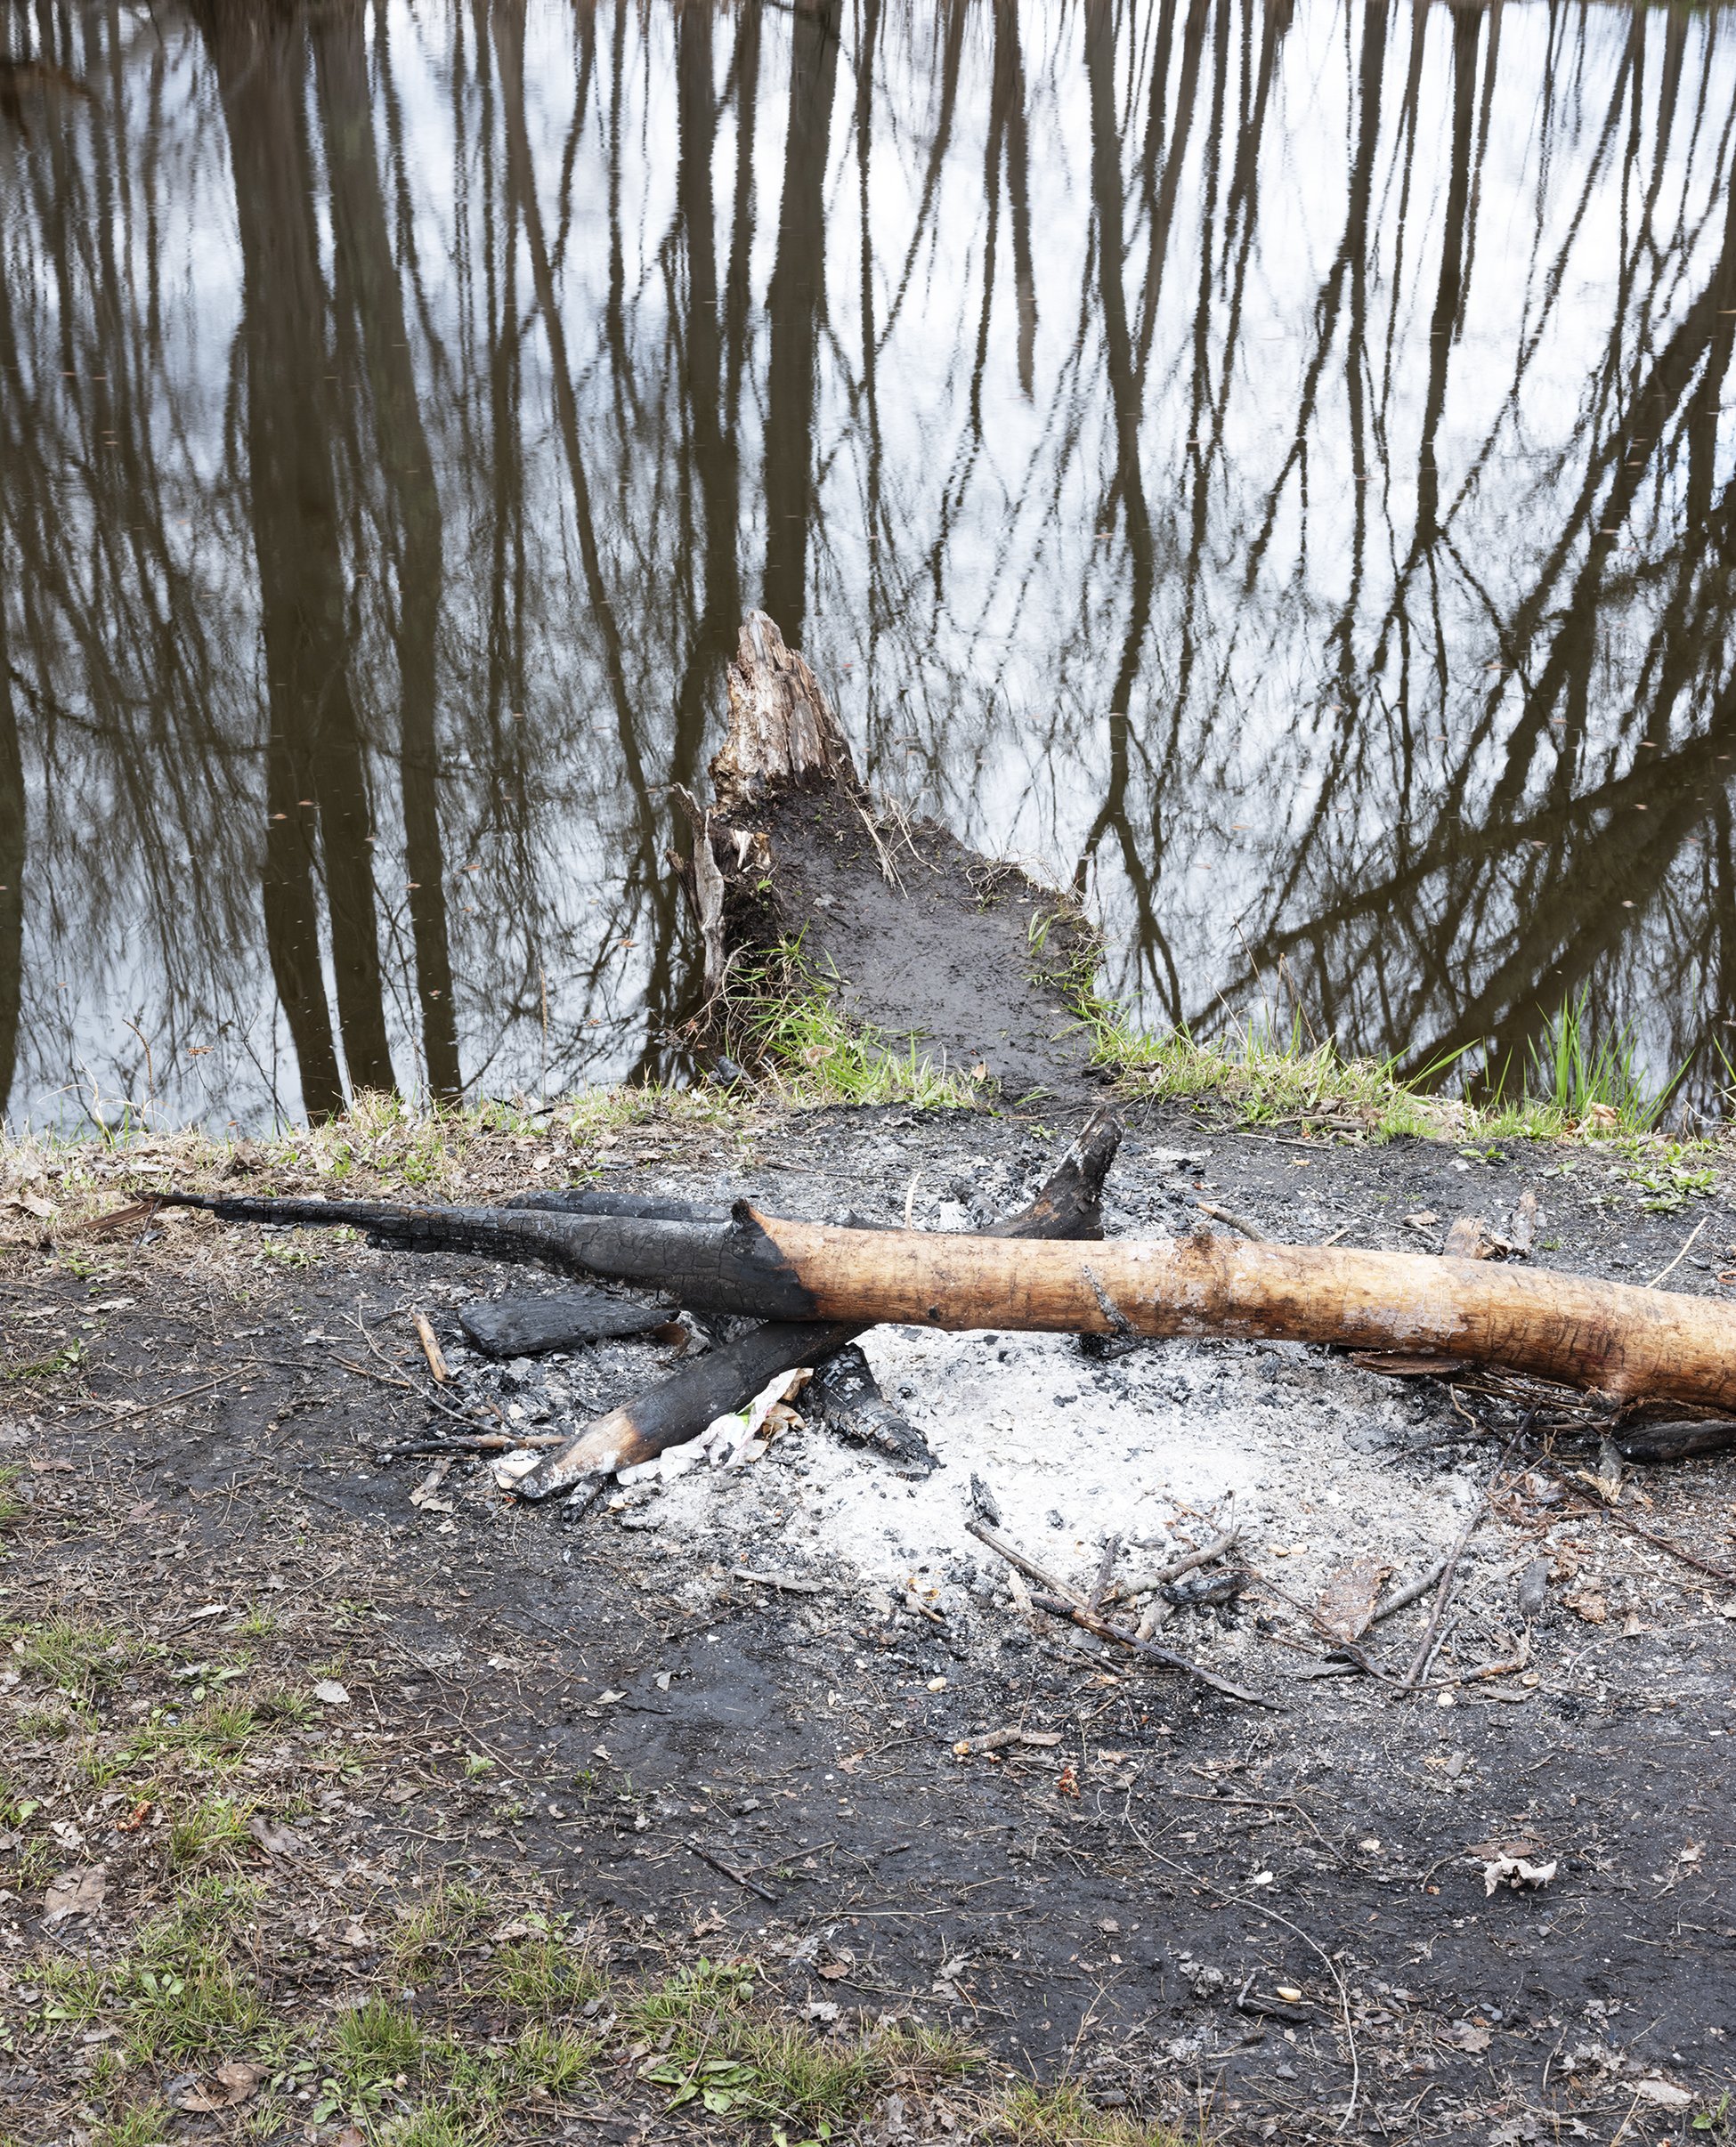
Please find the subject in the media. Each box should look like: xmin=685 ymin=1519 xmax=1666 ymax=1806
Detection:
xmin=4 ymin=1086 xmax=1735 ymax=2145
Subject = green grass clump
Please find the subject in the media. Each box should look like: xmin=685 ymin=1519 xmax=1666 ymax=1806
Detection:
xmin=725 ymin=937 xmax=987 ymax=1108
xmin=86 ymin=2102 xmax=175 ymax=2147
xmin=1511 ymin=986 xmax=1683 ymax=1134
xmin=388 ymin=1877 xmax=497 ymax=1977
xmin=993 ymin=2079 xmax=1201 ymax=2144
xmin=506 ymin=2019 xmax=599 ymax=2091
xmin=376 ymin=2106 xmax=485 ymax=2147
xmin=632 ymin=1959 xmax=969 ymax=2127
xmin=12 ymin=1616 xmax=131 ymax=1705
xmin=491 ymin=1928 xmax=605 ymax=2013
xmin=166 ymin=1792 xmax=252 ymax=1872
xmin=334 ymin=1995 xmax=426 ymax=2086
xmin=1081 ymin=999 xmax=1446 ymax=1139
xmin=2 ymin=1337 xmax=86 ymax=1383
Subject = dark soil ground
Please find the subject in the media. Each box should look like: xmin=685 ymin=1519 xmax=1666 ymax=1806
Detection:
xmin=4 ymin=1098 xmax=1736 ymax=2147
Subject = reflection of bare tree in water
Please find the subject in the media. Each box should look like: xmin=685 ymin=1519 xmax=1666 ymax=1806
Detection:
xmin=0 ymin=606 xmax=20 ymax=1120
xmin=195 ymin=0 xmax=394 ymax=1114
xmin=5 ymin=0 xmax=1736 ymax=1125
xmin=1222 ymin=5 xmax=1736 ymax=1105
xmin=762 ymin=0 xmax=840 ymax=651
xmin=314 ymin=0 xmax=460 ymax=1102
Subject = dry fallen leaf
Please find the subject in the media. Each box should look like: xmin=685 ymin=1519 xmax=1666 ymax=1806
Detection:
xmin=1564 ymin=1588 xmax=1608 ymax=1625
xmin=312 ymin=1679 xmax=350 ymax=1705
xmin=44 ymin=1865 xmax=106 ymax=1924
xmin=1465 ymin=1833 xmax=1546 ymax=1865
xmin=1483 ymin=1853 xmax=1557 ymax=1896
xmin=247 ymin=1812 xmax=300 ymax=1858
xmin=175 ymin=2062 xmax=266 ymax=2111
xmin=1314 ymin=1555 xmax=1393 ymax=1644
xmin=1633 ymin=2078 xmax=1692 ymax=2110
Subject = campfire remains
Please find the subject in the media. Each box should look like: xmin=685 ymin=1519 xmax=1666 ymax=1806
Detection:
xmin=155 ymin=611 xmax=1735 ymax=1710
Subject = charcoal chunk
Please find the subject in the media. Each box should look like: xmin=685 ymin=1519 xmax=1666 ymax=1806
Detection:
xmin=458 ymin=1288 xmax=670 ymax=1358
xmin=810 ymin=1343 xmax=937 ymax=1476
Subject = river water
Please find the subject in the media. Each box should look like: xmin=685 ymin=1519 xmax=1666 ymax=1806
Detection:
xmin=3 ymin=0 xmax=1733 ymax=1130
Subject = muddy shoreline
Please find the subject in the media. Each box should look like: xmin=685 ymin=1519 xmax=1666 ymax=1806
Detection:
xmin=5 ymin=1096 xmax=1735 ymax=2143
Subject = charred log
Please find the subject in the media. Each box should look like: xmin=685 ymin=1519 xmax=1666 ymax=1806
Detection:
xmin=503 ymin=1106 xmax=1119 ymax=1501
xmin=164 ymin=1159 xmax=1736 ymax=1422
xmin=805 ymin=1341 xmax=935 ymax=1475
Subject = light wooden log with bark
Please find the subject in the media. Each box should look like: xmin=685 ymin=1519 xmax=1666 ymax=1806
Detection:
xmin=162 ymin=1188 xmax=1736 ymax=1418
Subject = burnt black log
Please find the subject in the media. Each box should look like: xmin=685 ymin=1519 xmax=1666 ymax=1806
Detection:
xmin=1613 ymin=1417 xmax=1736 ymax=1462
xmin=457 ymin=1287 xmax=675 ymax=1358
xmin=504 ymin=1106 xmax=1120 ymax=1500
xmin=808 ymin=1343 xmax=936 ymax=1476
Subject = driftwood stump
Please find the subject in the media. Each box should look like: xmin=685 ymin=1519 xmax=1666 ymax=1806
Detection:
xmin=676 ymin=612 xmax=1099 ymax=1101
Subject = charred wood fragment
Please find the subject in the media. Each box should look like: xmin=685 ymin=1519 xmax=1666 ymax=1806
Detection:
xmin=1613 ymin=1417 xmax=1736 ymax=1462
xmin=808 ymin=1343 xmax=936 ymax=1475
xmin=457 ymin=1287 xmax=675 ymax=1359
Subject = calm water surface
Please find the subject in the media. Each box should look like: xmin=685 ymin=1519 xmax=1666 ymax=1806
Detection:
xmin=3 ymin=0 xmax=1734 ymax=1129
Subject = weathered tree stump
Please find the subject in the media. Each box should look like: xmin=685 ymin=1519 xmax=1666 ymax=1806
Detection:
xmin=676 ymin=611 xmax=1099 ymax=1101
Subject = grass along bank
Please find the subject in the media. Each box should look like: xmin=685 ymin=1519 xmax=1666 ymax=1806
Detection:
xmin=729 ymin=926 xmax=1724 ymax=1163
xmin=1 ymin=974 xmax=1725 ymax=1253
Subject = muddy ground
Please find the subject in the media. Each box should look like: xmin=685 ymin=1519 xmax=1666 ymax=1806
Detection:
xmin=4 ymin=1098 xmax=1736 ymax=2145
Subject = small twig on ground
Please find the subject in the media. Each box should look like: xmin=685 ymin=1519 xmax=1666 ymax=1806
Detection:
xmin=1107 ymin=1526 xmax=1242 ymax=1604
xmin=685 ymin=1836 xmax=779 ymax=1902
xmin=1233 ymin=1894 xmax=1360 ymax=2131
xmin=1400 ymin=1421 xmax=1530 ymax=1691
xmin=1648 ymin=1215 xmax=1708 ymax=1290
xmin=1539 ymin=1461 xmax=1736 ymax=1586
xmin=1367 ymin=1553 xmax=1451 ymax=1626
xmin=965 ymin=1516 xmax=1277 ymax=1706
xmin=732 ymin=1567 xmax=828 ymax=1596
xmin=411 ymin=1311 xmax=451 ymax=1383
xmin=1196 ymin=1200 xmax=1268 ymax=1242
xmin=85 ymin=1199 xmax=160 ymax=1238
xmin=62 ymin=1365 xmax=256 ymax=1434
xmin=964 ymin=1517 xmax=1272 ymax=1705
xmin=966 ymin=1516 xmax=1087 ymax=1608
xmin=377 ymin=1432 xmax=565 ymax=1459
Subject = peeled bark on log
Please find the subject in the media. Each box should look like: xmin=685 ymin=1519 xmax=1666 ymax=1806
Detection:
xmin=162 ymin=1178 xmax=1736 ymax=1419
